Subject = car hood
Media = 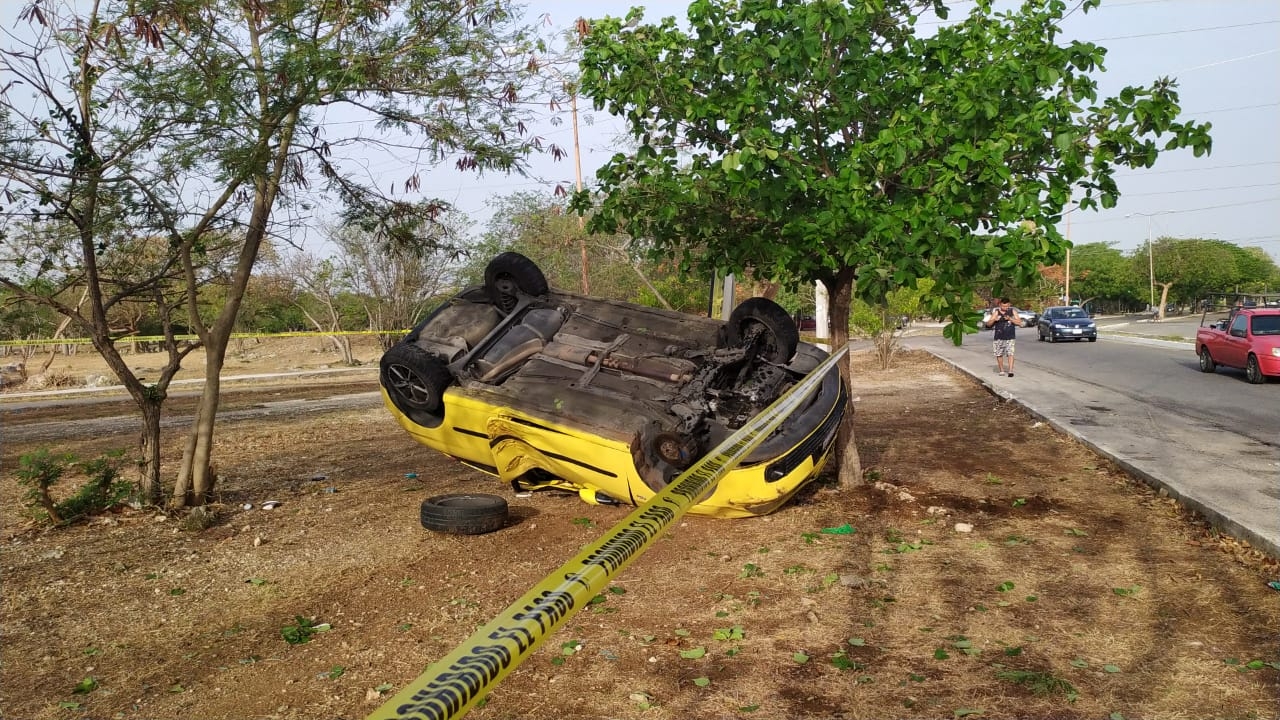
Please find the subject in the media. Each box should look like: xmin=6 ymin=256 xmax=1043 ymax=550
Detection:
xmin=1048 ymin=318 xmax=1093 ymax=326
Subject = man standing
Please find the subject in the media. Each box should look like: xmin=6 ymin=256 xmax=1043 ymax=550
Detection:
xmin=984 ymin=298 xmax=1023 ymax=377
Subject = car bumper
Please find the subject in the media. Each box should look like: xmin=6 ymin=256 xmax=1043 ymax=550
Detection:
xmin=1047 ymin=328 xmax=1096 ymax=340
xmin=1257 ymin=353 xmax=1280 ymax=377
xmin=381 ymin=368 xmax=846 ymax=519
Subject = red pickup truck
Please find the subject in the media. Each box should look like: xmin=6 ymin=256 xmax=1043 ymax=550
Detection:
xmin=1196 ymin=307 xmax=1280 ymax=384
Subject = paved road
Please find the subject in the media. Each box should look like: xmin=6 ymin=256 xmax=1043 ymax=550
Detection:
xmin=910 ymin=326 xmax=1280 ymax=559
xmin=982 ymin=328 xmax=1279 ymax=447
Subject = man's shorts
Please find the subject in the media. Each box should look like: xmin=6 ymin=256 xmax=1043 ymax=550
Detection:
xmin=993 ymin=339 xmax=1015 ymax=357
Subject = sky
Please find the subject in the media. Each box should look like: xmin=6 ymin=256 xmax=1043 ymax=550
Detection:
xmin=3 ymin=0 xmax=1277 ymax=262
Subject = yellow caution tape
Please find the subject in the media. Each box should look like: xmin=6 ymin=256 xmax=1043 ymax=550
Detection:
xmin=366 ymin=344 xmax=850 ymax=720
xmin=0 ymin=330 xmax=406 ymax=347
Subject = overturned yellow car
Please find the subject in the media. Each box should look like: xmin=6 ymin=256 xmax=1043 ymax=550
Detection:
xmin=379 ymin=252 xmax=847 ymax=518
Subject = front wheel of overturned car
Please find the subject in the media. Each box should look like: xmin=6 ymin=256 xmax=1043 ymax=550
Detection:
xmin=726 ymin=297 xmax=799 ymax=364
xmin=420 ymin=493 xmax=509 ymax=535
xmin=380 ymin=343 xmax=454 ymax=426
xmin=485 ymin=251 xmax=549 ymax=315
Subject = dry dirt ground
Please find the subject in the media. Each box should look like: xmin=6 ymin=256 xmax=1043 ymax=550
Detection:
xmin=1 ymin=338 xmax=1278 ymax=720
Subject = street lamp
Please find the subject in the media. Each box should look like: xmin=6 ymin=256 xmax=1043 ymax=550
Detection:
xmin=1126 ymin=211 xmax=1174 ymax=311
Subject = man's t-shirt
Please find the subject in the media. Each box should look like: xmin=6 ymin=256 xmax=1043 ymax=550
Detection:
xmin=991 ymin=310 xmax=1017 ymax=340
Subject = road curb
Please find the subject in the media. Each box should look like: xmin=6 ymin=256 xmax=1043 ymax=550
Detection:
xmin=926 ymin=350 xmax=1279 ymax=561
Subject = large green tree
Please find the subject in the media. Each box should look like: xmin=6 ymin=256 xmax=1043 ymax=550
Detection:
xmin=574 ymin=0 xmax=1211 ymax=481
xmin=1 ymin=0 xmax=551 ymax=506
xmin=1067 ymin=242 xmax=1141 ymax=311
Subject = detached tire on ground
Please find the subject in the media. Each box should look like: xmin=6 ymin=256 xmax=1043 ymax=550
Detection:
xmin=485 ymin=251 xmax=549 ymax=315
xmin=420 ymin=493 xmax=509 ymax=535
xmin=726 ymin=297 xmax=800 ymax=364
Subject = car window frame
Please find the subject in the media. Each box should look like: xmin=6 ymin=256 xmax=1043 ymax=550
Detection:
xmin=1229 ymin=313 xmax=1248 ymax=337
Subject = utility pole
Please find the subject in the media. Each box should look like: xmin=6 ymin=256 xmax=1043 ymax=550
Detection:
xmin=570 ymin=88 xmax=588 ymax=295
xmin=1064 ymin=213 xmax=1071 ymax=305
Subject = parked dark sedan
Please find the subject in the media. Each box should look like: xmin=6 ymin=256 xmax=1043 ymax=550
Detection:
xmin=1036 ymin=306 xmax=1097 ymax=342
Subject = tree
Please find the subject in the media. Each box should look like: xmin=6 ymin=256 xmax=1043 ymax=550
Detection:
xmin=466 ymin=191 xmax=702 ymax=311
xmin=1064 ymin=242 xmax=1141 ymax=312
xmin=574 ymin=0 xmax=1211 ymax=482
xmin=328 ymin=211 xmax=468 ymax=350
xmin=2 ymin=0 xmax=554 ymax=507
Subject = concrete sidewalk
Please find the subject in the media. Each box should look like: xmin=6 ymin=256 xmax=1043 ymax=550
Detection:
xmin=913 ymin=326 xmax=1280 ymax=561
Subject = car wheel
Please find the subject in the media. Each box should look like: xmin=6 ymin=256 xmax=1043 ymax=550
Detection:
xmin=652 ymin=431 xmax=699 ymax=470
xmin=1037 ymin=328 xmax=1045 ymax=342
xmin=484 ymin=252 xmax=549 ymax=315
xmin=380 ymin=343 xmax=454 ymax=425
xmin=1246 ymin=354 xmax=1266 ymax=384
xmin=1198 ymin=347 xmax=1216 ymax=373
xmin=1048 ymin=332 xmax=1056 ymax=344
xmin=1087 ymin=337 xmax=1097 ymax=342
xmin=420 ymin=493 xmax=509 ymax=535
xmin=726 ymin=297 xmax=800 ymax=363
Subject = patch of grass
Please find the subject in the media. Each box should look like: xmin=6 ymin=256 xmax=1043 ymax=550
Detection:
xmin=996 ymin=669 xmax=1079 ymax=700
xmin=739 ymin=563 xmax=764 ymax=579
xmin=280 ymin=615 xmax=330 ymax=645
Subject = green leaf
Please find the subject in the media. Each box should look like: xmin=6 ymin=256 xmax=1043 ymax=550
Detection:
xmin=997 ymin=581 xmax=1015 ymax=592
xmin=680 ymin=647 xmax=707 ymax=659
xmin=848 ymin=637 xmax=866 ymax=647
xmin=1103 ymin=664 xmax=1121 ymax=673
xmin=793 ymin=651 xmax=810 ymax=664
xmin=934 ymin=648 xmax=950 ymax=660
xmin=693 ymin=676 xmax=711 ymax=687
xmin=72 ymin=677 xmax=98 ymax=694
xmin=954 ymin=710 xmax=983 ymax=718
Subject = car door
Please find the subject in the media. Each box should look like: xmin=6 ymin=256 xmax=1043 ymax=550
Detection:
xmin=1223 ymin=313 xmax=1250 ymax=367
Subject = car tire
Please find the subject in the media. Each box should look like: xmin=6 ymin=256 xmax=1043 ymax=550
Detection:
xmin=380 ymin=343 xmax=454 ymax=426
xmin=1048 ymin=332 xmax=1056 ymax=344
xmin=1198 ymin=347 xmax=1216 ymax=373
xmin=485 ymin=252 xmax=549 ymax=315
xmin=1087 ymin=337 xmax=1097 ymax=342
xmin=1246 ymin=354 xmax=1266 ymax=384
xmin=1036 ymin=328 xmax=1044 ymax=342
xmin=420 ymin=493 xmax=509 ymax=535
xmin=726 ymin=297 xmax=800 ymax=363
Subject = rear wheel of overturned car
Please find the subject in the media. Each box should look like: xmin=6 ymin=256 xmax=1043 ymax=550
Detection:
xmin=420 ymin=493 xmax=509 ymax=535
xmin=1246 ymin=354 xmax=1266 ymax=384
xmin=485 ymin=251 xmax=549 ymax=315
xmin=380 ymin=344 xmax=454 ymax=426
xmin=1198 ymin=347 xmax=1216 ymax=373
xmin=726 ymin=297 xmax=799 ymax=364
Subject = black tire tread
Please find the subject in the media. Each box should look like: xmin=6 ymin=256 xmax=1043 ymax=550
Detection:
xmin=380 ymin=344 xmax=454 ymax=426
xmin=726 ymin=297 xmax=800 ymax=363
xmin=420 ymin=493 xmax=509 ymax=535
xmin=484 ymin=252 xmax=549 ymax=314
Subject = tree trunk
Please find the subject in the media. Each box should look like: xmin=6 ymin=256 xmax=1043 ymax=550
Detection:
xmin=171 ymin=108 xmax=300 ymax=508
xmin=136 ymin=399 xmax=164 ymax=505
xmin=826 ymin=269 xmax=862 ymax=485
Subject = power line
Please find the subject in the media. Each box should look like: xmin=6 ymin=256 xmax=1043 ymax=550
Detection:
xmin=1115 ymin=160 xmax=1280 ymax=177
xmin=1072 ymin=196 xmax=1280 ymax=225
xmin=1122 ymin=182 xmax=1280 ymax=197
xmin=1090 ymin=20 xmax=1280 ymax=42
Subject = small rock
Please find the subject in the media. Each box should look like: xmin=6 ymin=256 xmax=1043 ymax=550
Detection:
xmin=253 ymin=535 xmax=264 ymax=547
xmin=954 ymin=522 xmax=974 ymax=533
xmin=630 ymin=692 xmax=653 ymax=704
